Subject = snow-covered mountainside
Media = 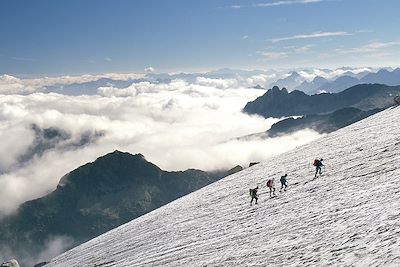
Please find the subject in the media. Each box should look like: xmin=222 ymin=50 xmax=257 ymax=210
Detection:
xmin=46 ymin=106 xmax=400 ymax=267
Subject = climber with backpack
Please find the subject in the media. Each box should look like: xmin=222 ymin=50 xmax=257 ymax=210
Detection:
xmin=266 ymin=178 xmax=276 ymax=197
xmin=280 ymin=174 xmax=288 ymax=192
xmin=313 ymin=158 xmax=324 ymax=178
xmin=249 ymin=186 xmax=259 ymax=205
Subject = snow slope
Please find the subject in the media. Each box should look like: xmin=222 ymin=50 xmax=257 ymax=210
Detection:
xmin=46 ymin=106 xmax=400 ymax=267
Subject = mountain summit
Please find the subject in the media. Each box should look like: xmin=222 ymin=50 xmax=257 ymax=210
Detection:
xmin=0 ymin=150 xmax=226 ymax=266
xmin=46 ymin=107 xmax=400 ymax=266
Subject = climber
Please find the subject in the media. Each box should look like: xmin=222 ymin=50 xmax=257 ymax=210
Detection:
xmin=266 ymin=178 xmax=276 ymax=197
xmin=249 ymin=186 xmax=259 ymax=205
xmin=280 ymin=174 xmax=288 ymax=192
xmin=313 ymin=158 xmax=324 ymax=178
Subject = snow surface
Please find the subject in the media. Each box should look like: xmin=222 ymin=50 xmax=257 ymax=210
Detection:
xmin=47 ymin=107 xmax=400 ymax=267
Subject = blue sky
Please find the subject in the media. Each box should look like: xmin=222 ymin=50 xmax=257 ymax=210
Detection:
xmin=1 ymin=0 xmax=400 ymax=75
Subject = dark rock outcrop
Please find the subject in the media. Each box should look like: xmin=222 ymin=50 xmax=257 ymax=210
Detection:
xmin=0 ymin=151 xmax=227 ymax=266
xmin=266 ymin=107 xmax=382 ymax=136
xmin=227 ymin=165 xmax=243 ymax=175
xmin=243 ymin=84 xmax=400 ymax=118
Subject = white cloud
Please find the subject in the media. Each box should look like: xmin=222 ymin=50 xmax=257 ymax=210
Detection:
xmin=271 ymin=31 xmax=351 ymax=42
xmin=144 ymin=67 xmax=155 ymax=73
xmin=336 ymin=41 xmax=400 ymax=54
xmin=195 ymin=77 xmax=238 ymax=89
xmin=0 ymin=77 xmax=324 ymax=217
xmin=0 ymin=123 xmax=34 ymax=170
xmin=294 ymin=44 xmax=315 ymax=53
xmin=245 ymin=74 xmax=277 ymax=87
xmin=254 ymin=0 xmax=323 ymax=8
xmin=0 ymin=235 xmax=74 ymax=267
xmin=0 ymin=73 xmax=146 ymax=95
xmin=35 ymin=236 xmax=74 ymax=264
xmin=256 ymin=44 xmax=314 ymax=62
xmin=0 ymin=75 xmax=38 ymax=94
xmin=104 ymin=57 xmax=112 ymax=62
xmin=356 ymin=29 xmax=374 ymax=33
xmin=295 ymin=67 xmax=374 ymax=81
xmin=257 ymin=51 xmax=289 ymax=60
xmin=11 ymin=57 xmax=39 ymax=62
xmin=229 ymin=0 xmax=324 ymax=9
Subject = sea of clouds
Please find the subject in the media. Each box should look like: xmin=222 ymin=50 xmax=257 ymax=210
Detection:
xmin=0 ymin=69 xmax=336 ymax=217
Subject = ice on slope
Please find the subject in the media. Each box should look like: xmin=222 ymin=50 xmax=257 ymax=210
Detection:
xmin=47 ymin=107 xmax=400 ymax=267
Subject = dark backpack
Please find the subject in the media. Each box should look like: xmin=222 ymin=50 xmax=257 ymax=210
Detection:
xmin=249 ymin=188 xmax=257 ymax=197
xmin=313 ymin=159 xmax=319 ymax=166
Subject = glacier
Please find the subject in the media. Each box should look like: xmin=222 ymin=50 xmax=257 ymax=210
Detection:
xmin=45 ymin=106 xmax=400 ymax=267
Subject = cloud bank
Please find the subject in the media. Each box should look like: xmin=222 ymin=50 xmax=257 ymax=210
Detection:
xmin=0 ymin=73 xmax=326 ymax=217
xmin=0 ymin=235 xmax=74 ymax=267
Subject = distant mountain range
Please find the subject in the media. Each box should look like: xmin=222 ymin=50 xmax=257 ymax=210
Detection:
xmin=14 ymin=67 xmax=397 ymax=96
xmin=0 ymin=151 xmax=228 ymax=266
xmin=243 ymin=84 xmax=400 ymax=118
xmin=292 ymin=68 xmax=400 ymax=95
xmin=149 ymin=67 xmax=400 ymax=94
xmin=149 ymin=67 xmax=398 ymax=93
xmin=44 ymin=78 xmax=141 ymax=95
xmin=272 ymin=71 xmax=304 ymax=90
xmin=33 ymin=67 xmax=394 ymax=95
xmin=294 ymin=76 xmax=330 ymax=94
